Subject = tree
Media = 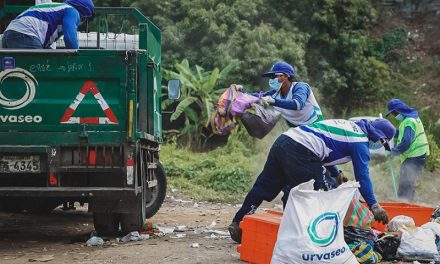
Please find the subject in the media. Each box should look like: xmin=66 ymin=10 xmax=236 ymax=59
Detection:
xmin=162 ymin=59 xmax=239 ymax=149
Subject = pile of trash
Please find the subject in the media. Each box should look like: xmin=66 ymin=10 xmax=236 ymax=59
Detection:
xmin=344 ymin=203 xmax=440 ymax=263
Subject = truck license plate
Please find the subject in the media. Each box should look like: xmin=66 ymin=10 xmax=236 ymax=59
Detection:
xmin=0 ymin=155 xmax=40 ymax=173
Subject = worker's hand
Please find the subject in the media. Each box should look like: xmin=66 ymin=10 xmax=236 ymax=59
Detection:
xmin=335 ymin=171 xmax=348 ymax=186
xmin=371 ymin=203 xmax=389 ymax=224
xmin=261 ymin=96 xmax=275 ymax=105
xmin=230 ymin=84 xmax=244 ymax=92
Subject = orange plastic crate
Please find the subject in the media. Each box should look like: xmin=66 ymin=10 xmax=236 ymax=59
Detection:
xmin=237 ymin=210 xmax=282 ymax=264
xmin=371 ymin=202 xmax=434 ymax=231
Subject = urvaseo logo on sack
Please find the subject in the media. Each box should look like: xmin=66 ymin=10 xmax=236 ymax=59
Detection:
xmin=302 ymin=212 xmax=347 ymax=261
xmin=307 ymin=212 xmax=339 ymax=247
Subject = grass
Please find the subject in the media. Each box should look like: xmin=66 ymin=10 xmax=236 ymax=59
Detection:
xmin=339 ymin=157 xmax=439 ymax=207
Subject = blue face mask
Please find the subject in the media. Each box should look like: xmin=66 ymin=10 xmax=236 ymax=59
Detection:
xmin=268 ymin=78 xmax=282 ymax=91
xmin=395 ymin=114 xmax=405 ymax=121
xmin=369 ymin=140 xmax=383 ymax=150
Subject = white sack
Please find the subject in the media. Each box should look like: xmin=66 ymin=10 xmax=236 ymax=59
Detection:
xmin=397 ymin=227 xmax=438 ymax=257
xmin=271 ymin=180 xmax=360 ymax=264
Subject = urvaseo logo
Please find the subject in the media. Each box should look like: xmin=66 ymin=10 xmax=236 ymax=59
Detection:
xmin=302 ymin=212 xmax=346 ymax=262
xmin=0 ymin=68 xmax=37 ymax=110
xmin=307 ymin=212 xmax=339 ymax=247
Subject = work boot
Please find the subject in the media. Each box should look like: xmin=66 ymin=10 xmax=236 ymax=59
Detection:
xmin=228 ymin=221 xmax=242 ymax=243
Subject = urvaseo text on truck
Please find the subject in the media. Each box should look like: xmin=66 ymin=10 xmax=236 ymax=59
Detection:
xmin=0 ymin=0 xmax=180 ymax=235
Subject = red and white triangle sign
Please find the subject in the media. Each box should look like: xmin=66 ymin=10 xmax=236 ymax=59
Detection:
xmin=60 ymin=81 xmax=118 ymax=124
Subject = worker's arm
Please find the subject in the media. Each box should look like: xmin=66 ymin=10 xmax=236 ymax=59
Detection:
xmin=251 ymin=90 xmax=276 ymax=98
xmin=63 ymin=8 xmax=80 ymax=49
xmin=273 ymin=82 xmax=309 ymax=110
xmin=351 ymin=143 xmax=377 ymax=207
xmin=392 ymin=126 xmax=415 ymax=155
xmin=326 ymin=165 xmax=341 ymax=177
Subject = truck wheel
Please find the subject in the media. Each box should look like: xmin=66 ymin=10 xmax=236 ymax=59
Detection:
xmin=145 ymin=161 xmax=167 ymax=218
xmin=93 ymin=213 xmax=119 ymax=236
xmin=120 ymin=160 xmax=167 ymax=234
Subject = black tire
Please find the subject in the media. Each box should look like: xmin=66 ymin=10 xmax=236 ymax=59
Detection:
xmin=0 ymin=199 xmax=24 ymax=213
xmin=25 ymin=199 xmax=59 ymax=214
xmin=93 ymin=213 xmax=119 ymax=236
xmin=120 ymin=160 xmax=167 ymax=234
xmin=145 ymin=161 xmax=167 ymax=218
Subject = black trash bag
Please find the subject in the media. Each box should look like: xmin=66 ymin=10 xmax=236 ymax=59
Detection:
xmin=241 ymin=104 xmax=281 ymax=139
xmin=344 ymin=226 xmax=377 ymax=245
xmin=373 ymin=233 xmax=401 ymax=261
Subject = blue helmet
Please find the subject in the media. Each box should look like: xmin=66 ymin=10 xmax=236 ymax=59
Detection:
xmin=262 ymin=62 xmax=295 ymax=78
xmin=65 ymin=0 xmax=95 ymax=18
xmin=385 ymin=98 xmax=419 ymax=118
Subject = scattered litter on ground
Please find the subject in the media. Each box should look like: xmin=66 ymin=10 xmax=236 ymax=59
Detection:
xmin=208 ymin=221 xmax=216 ymax=229
xmin=85 ymin=236 xmax=104 ymax=246
xmin=170 ymin=234 xmax=186 ymax=239
xmin=28 ymin=255 xmax=54 ymax=262
xmin=157 ymin=226 xmax=175 ymax=235
xmin=176 ymin=225 xmax=187 ymax=232
xmin=190 ymin=243 xmax=199 ymax=248
xmin=117 ymin=231 xmax=149 ymax=243
xmin=167 ymin=195 xmax=192 ymax=204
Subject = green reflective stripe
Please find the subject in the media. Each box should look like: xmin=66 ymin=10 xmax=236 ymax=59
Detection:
xmin=411 ymin=143 xmax=429 ymax=151
xmin=316 ymin=114 xmax=324 ymax=122
xmin=414 ymin=131 xmax=426 ymax=139
xmin=309 ymin=122 xmax=365 ymax=138
xmin=30 ymin=3 xmax=65 ymax=9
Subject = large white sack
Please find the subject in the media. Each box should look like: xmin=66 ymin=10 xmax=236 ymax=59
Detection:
xmin=271 ymin=180 xmax=359 ymax=264
xmin=397 ymin=226 xmax=438 ymax=257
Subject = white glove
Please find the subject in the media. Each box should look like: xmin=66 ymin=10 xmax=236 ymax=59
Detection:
xmin=261 ymin=96 xmax=275 ymax=105
xmin=230 ymin=84 xmax=243 ymax=92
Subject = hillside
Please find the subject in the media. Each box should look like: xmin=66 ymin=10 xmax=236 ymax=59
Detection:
xmin=375 ymin=3 xmax=440 ymax=122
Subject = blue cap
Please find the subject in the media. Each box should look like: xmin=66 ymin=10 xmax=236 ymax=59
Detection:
xmin=386 ymin=98 xmax=418 ymax=118
xmin=65 ymin=0 xmax=95 ymax=18
xmin=262 ymin=62 xmax=295 ymax=78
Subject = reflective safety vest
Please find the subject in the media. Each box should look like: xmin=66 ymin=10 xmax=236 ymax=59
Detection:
xmin=397 ymin=117 xmax=429 ymax=163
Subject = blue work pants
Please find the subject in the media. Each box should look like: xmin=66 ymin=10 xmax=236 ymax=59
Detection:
xmin=232 ymin=134 xmax=325 ymax=223
xmin=2 ymin=30 xmax=43 ymax=49
xmin=398 ymin=154 xmax=426 ymax=202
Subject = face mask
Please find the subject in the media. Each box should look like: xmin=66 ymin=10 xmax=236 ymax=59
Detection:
xmin=268 ymin=78 xmax=282 ymax=91
xmin=369 ymin=140 xmax=383 ymax=150
xmin=395 ymin=114 xmax=404 ymax=121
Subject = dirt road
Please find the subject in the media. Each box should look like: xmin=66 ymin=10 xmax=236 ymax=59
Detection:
xmin=0 ymin=196 xmax=413 ymax=264
xmin=0 ymin=196 xmax=269 ymax=264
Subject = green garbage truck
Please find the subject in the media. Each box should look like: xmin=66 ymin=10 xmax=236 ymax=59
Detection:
xmin=0 ymin=1 xmax=179 ymax=234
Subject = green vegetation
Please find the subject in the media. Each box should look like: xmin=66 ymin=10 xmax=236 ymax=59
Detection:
xmin=369 ymin=28 xmax=408 ymax=62
xmin=162 ymin=59 xmax=239 ymax=149
xmin=91 ymin=0 xmax=439 ymax=202
xmin=161 ymin=137 xmax=255 ymax=202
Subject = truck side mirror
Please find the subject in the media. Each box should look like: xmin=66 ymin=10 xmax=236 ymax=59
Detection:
xmin=167 ymin=79 xmax=181 ymax=100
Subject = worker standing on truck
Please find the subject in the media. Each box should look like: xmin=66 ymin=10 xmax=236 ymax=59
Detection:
xmin=2 ymin=0 xmax=94 ymax=49
xmin=228 ymin=118 xmax=394 ymax=243
xmin=386 ymin=98 xmax=429 ymax=202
